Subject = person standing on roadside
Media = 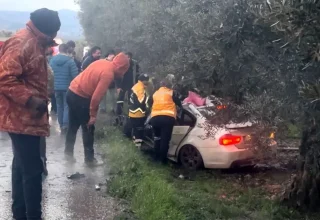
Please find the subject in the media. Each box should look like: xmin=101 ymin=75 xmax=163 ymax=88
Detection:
xmin=66 ymin=41 xmax=81 ymax=72
xmin=46 ymin=47 xmax=57 ymax=114
xmin=100 ymin=50 xmax=116 ymax=113
xmin=40 ymin=46 xmax=56 ymax=177
xmin=50 ymin=43 xmax=79 ymax=134
xmin=65 ymin=52 xmax=129 ymax=166
xmin=0 ymin=8 xmax=60 ymax=219
xmin=72 ymin=51 xmax=82 ymax=73
xmin=115 ymin=52 xmax=140 ymax=116
xmin=149 ymin=78 xmax=182 ymax=164
xmin=66 ymin=40 xmax=76 ymax=55
xmin=81 ymin=46 xmax=101 ymax=71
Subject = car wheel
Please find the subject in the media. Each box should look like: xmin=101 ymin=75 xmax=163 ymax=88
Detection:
xmin=179 ymin=145 xmax=203 ymax=170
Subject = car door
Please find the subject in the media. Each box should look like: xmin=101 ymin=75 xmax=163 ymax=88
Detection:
xmin=168 ymin=112 xmax=194 ymax=156
xmin=168 ymin=126 xmax=190 ymax=156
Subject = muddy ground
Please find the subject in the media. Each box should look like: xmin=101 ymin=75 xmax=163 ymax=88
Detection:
xmin=0 ymin=114 xmax=124 ymax=220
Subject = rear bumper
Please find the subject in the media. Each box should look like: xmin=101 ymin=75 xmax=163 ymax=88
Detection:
xmin=198 ymin=147 xmax=255 ymax=169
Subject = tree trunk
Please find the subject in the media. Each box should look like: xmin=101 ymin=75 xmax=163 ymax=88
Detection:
xmin=283 ymin=125 xmax=320 ymax=211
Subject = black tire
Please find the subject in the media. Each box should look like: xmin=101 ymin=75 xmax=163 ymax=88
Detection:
xmin=179 ymin=145 xmax=204 ymax=170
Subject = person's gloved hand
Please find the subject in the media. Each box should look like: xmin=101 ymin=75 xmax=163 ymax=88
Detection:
xmin=87 ymin=116 xmax=96 ymax=127
xmin=26 ymin=96 xmax=47 ymax=118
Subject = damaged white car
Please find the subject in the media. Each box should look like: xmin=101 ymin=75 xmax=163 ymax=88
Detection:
xmin=124 ymin=96 xmax=276 ymax=170
xmin=124 ymin=95 xmax=276 ymax=169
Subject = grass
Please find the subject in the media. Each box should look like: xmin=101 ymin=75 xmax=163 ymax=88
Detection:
xmin=97 ymin=127 xmax=318 ymax=220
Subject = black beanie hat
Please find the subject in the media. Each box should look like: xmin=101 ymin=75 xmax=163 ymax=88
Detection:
xmin=138 ymin=74 xmax=150 ymax=82
xmin=30 ymin=8 xmax=61 ymax=36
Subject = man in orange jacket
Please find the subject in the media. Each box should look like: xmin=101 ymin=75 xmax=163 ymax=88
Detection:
xmin=65 ymin=52 xmax=129 ymax=165
xmin=149 ymin=78 xmax=182 ymax=164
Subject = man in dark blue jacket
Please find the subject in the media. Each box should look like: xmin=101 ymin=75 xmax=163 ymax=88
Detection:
xmin=50 ymin=43 xmax=78 ymax=133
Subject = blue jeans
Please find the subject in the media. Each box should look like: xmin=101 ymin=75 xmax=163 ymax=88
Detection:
xmin=55 ymin=91 xmax=69 ymax=129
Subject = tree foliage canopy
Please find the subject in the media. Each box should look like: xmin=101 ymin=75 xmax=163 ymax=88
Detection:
xmin=78 ymin=0 xmax=319 ymax=129
xmin=79 ymin=0 xmax=320 ymax=211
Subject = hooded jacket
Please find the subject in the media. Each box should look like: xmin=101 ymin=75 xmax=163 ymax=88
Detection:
xmin=50 ymin=53 xmax=78 ymax=91
xmin=0 ymin=21 xmax=56 ymax=136
xmin=69 ymin=52 xmax=130 ymax=119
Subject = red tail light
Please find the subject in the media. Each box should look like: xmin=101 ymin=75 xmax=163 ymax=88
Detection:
xmin=219 ymin=134 xmax=242 ymax=146
xmin=217 ymin=105 xmax=227 ymax=110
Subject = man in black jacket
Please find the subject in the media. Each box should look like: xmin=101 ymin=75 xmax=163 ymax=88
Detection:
xmin=116 ymin=52 xmax=140 ymax=116
xmin=81 ymin=46 xmax=101 ymax=71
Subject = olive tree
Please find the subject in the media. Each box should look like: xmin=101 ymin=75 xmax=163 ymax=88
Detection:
xmin=78 ymin=0 xmax=320 ymax=211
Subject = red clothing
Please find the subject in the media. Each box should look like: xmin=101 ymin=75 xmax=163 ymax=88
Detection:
xmin=69 ymin=52 xmax=129 ymax=118
xmin=0 ymin=21 xmax=54 ymax=136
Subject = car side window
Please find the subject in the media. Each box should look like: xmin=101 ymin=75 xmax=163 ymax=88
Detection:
xmin=178 ymin=111 xmax=194 ymax=127
xmin=184 ymin=114 xmax=193 ymax=125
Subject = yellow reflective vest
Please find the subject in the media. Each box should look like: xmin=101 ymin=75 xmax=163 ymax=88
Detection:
xmin=129 ymin=81 xmax=148 ymax=118
xmin=151 ymin=87 xmax=177 ymax=119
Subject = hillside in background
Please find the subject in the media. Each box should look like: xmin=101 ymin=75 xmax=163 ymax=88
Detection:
xmin=0 ymin=9 xmax=82 ymax=39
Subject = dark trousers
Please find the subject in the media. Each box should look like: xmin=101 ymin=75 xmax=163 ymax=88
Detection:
xmin=65 ymin=90 xmax=95 ymax=162
xmin=130 ymin=117 xmax=146 ymax=144
xmin=116 ymin=89 xmax=132 ymax=115
xmin=150 ymin=116 xmax=175 ymax=163
xmin=50 ymin=93 xmax=57 ymax=113
xmin=40 ymin=137 xmax=46 ymax=161
xmin=9 ymin=133 xmax=43 ymax=220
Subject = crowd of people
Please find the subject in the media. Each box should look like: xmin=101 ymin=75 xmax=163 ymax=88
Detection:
xmin=0 ymin=8 xmax=181 ymax=220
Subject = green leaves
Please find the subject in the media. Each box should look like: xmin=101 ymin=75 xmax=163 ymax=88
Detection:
xmin=79 ymin=0 xmax=320 ymax=133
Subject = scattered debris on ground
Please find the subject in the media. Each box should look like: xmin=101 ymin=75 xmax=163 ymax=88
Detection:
xmin=67 ymin=172 xmax=85 ymax=180
xmin=95 ymin=185 xmax=101 ymax=191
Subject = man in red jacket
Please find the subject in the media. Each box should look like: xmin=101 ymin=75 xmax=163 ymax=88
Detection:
xmin=0 ymin=8 xmax=60 ymax=219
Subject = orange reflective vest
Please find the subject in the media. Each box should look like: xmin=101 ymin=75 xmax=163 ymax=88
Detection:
xmin=129 ymin=81 xmax=148 ymax=118
xmin=151 ymin=87 xmax=177 ymax=119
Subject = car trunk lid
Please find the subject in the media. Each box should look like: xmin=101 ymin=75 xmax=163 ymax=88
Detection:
xmin=225 ymin=122 xmax=257 ymax=149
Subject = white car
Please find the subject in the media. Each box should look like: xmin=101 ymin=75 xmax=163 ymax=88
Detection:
xmin=142 ymin=102 xmax=275 ymax=170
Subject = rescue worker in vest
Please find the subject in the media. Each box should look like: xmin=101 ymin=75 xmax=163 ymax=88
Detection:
xmin=128 ymin=74 xmax=150 ymax=148
xmin=149 ymin=78 xmax=182 ymax=164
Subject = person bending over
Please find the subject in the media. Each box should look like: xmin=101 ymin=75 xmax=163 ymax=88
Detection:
xmin=149 ymin=78 xmax=182 ymax=164
xmin=65 ymin=52 xmax=129 ymax=166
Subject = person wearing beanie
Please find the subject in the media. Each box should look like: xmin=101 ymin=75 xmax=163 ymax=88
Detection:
xmin=0 ymin=8 xmax=60 ymax=219
xmin=65 ymin=53 xmax=130 ymax=166
xmin=128 ymin=74 xmax=150 ymax=148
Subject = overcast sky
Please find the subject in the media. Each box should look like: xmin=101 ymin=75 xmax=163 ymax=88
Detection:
xmin=0 ymin=0 xmax=79 ymax=11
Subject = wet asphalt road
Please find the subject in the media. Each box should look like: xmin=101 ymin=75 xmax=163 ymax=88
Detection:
xmin=0 ymin=115 xmax=122 ymax=220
